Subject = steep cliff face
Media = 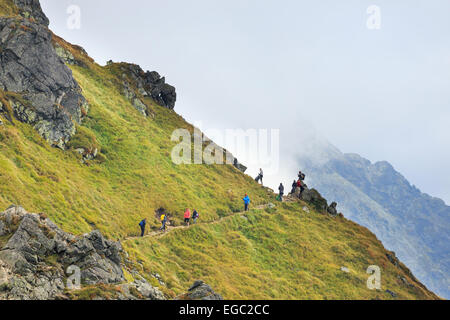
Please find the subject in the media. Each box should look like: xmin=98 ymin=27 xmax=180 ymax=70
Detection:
xmin=0 ymin=0 xmax=87 ymax=148
xmin=300 ymin=149 xmax=450 ymax=299
xmin=0 ymin=0 xmax=177 ymax=148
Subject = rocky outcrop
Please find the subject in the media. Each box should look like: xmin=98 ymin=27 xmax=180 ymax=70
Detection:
xmin=0 ymin=17 xmax=88 ymax=148
xmin=0 ymin=205 xmax=163 ymax=300
xmin=13 ymin=0 xmax=49 ymax=26
xmin=327 ymin=202 xmax=338 ymax=216
xmin=176 ymin=280 xmax=223 ymax=300
xmin=112 ymin=62 xmax=176 ymax=111
xmin=298 ymin=187 xmax=328 ymax=213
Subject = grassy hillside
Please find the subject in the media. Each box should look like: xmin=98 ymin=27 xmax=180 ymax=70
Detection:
xmin=123 ymin=201 xmax=437 ymax=300
xmin=0 ymin=16 xmax=439 ymax=299
xmin=0 ymin=37 xmax=267 ymax=240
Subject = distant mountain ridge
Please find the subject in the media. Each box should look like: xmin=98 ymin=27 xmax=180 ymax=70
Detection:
xmin=300 ymin=148 xmax=450 ymax=299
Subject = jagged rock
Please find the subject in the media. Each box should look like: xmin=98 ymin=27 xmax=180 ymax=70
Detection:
xmin=267 ymin=203 xmax=276 ymax=209
xmin=327 ymin=202 xmax=338 ymax=216
xmin=0 ymin=205 xmax=126 ymax=299
xmin=13 ymin=0 xmax=49 ymax=26
xmin=179 ymin=280 xmax=223 ymax=300
xmin=300 ymin=188 xmax=328 ymax=212
xmin=386 ymin=252 xmax=399 ymax=267
xmin=0 ymin=17 xmax=88 ymax=149
xmin=53 ymin=44 xmax=89 ymax=68
xmin=232 ymin=157 xmax=247 ymax=173
xmin=132 ymin=279 xmax=164 ymax=300
xmin=117 ymin=63 xmax=176 ymax=110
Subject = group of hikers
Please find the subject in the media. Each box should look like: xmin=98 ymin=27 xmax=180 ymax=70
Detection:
xmin=138 ymin=169 xmax=305 ymax=237
xmin=138 ymin=208 xmax=201 ymax=237
xmin=279 ymin=170 xmax=306 ymax=202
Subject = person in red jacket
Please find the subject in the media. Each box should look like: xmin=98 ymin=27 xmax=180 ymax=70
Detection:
xmin=297 ymin=179 xmax=305 ymax=197
xmin=184 ymin=209 xmax=191 ymax=226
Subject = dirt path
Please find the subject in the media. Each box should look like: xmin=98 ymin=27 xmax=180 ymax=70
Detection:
xmin=123 ymin=203 xmax=270 ymax=242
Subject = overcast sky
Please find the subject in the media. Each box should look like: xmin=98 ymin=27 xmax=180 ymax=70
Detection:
xmin=41 ymin=0 xmax=450 ymax=204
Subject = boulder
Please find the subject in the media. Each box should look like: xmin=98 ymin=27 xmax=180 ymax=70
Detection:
xmin=117 ymin=63 xmax=177 ymax=110
xmin=300 ymin=188 xmax=328 ymax=212
xmin=0 ymin=17 xmax=88 ymax=149
xmin=0 ymin=205 xmax=127 ymax=299
xmin=327 ymin=202 xmax=338 ymax=216
xmin=181 ymin=280 xmax=223 ymax=300
xmin=232 ymin=157 xmax=247 ymax=173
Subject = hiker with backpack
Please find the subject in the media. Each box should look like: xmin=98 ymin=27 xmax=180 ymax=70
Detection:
xmin=243 ymin=194 xmax=251 ymax=211
xmin=278 ymin=183 xmax=284 ymax=202
xmin=139 ymin=218 xmax=147 ymax=237
xmin=291 ymin=180 xmax=297 ymax=194
xmin=160 ymin=213 xmax=167 ymax=232
xmin=192 ymin=210 xmax=199 ymax=224
xmin=184 ymin=208 xmax=191 ymax=226
xmin=297 ymin=179 xmax=305 ymax=198
xmin=255 ymin=168 xmax=264 ymax=185
xmin=298 ymin=171 xmax=306 ymax=181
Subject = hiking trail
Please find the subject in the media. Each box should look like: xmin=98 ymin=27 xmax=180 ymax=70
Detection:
xmin=123 ymin=203 xmax=271 ymax=242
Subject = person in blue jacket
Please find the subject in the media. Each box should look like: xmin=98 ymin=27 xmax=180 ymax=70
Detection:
xmin=139 ymin=218 xmax=147 ymax=237
xmin=243 ymin=194 xmax=251 ymax=211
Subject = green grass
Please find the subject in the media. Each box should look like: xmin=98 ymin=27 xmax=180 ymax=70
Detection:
xmin=122 ymin=201 xmax=437 ymax=300
xmin=0 ymin=39 xmax=267 ymax=240
xmin=0 ymin=0 xmax=18 ymax=17
xmin=0 ymin=31 xmax=439 ymax=300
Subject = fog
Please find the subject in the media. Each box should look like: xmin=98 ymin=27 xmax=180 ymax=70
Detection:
xmin=41 ymin=0 xmax=450 ymax=203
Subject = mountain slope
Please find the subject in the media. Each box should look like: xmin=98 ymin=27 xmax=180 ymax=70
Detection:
xmin=299 ymin=147 xmax=449 ymax=299
xmin=0 ymin=0 xmax=440 ymax=300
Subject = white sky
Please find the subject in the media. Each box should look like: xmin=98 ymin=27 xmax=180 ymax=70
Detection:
xmin=41 ymin=0 xmax=450 ymax=204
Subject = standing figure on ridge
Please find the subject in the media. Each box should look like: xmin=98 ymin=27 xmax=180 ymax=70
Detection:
xmin=243 ymin=194 xmax=251 ymax=211
xmin=139 ymin=218 xmax=147 ymax=237
xmin=297 ymin=179 xmax=305 ymax=198
xmin=255 ymin=168 xmax=264 ymax=185
xmin=298 ymin=171 xmax=306 ymax=181
xmin=278 ymin=183 xmax=284 ymax=202
xmin=184 ymin=208 xmax=191 ymax=227
xmin=160 ymin=212 xmax=167 ymax=232
xmin=192 ymin=210 xmax=200 ymax=224
xmin=291 ymin=180 xmax=297 ymax=195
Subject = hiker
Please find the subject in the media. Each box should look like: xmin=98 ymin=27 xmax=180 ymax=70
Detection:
xmin=243 ymin=194 xmax=251 ymax=211
xmin=278 ymin=183 xmax=284 ymax=201
xmin=291 ymin=180 xmax=297 ymax=194
xmin=139 ymin=218 xmax=146 ymax=237
xmin=160 ymin=213 xmax=167 ymax=231
xmin=184 ymin=208 xmax=191 ymax=226
xmin=192 ymin=210 xmax=199 ymax=224
xmin=297 ymin=179 xmax=305 ymax=198
xmin=255 ymin=168 xmax=264 ymax=185
xmin=298 ymin=171 xmax=306 ymax=181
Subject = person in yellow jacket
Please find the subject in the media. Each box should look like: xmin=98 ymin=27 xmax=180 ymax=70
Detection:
xmin=160 ymin=213 xmax=167 ymax=232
